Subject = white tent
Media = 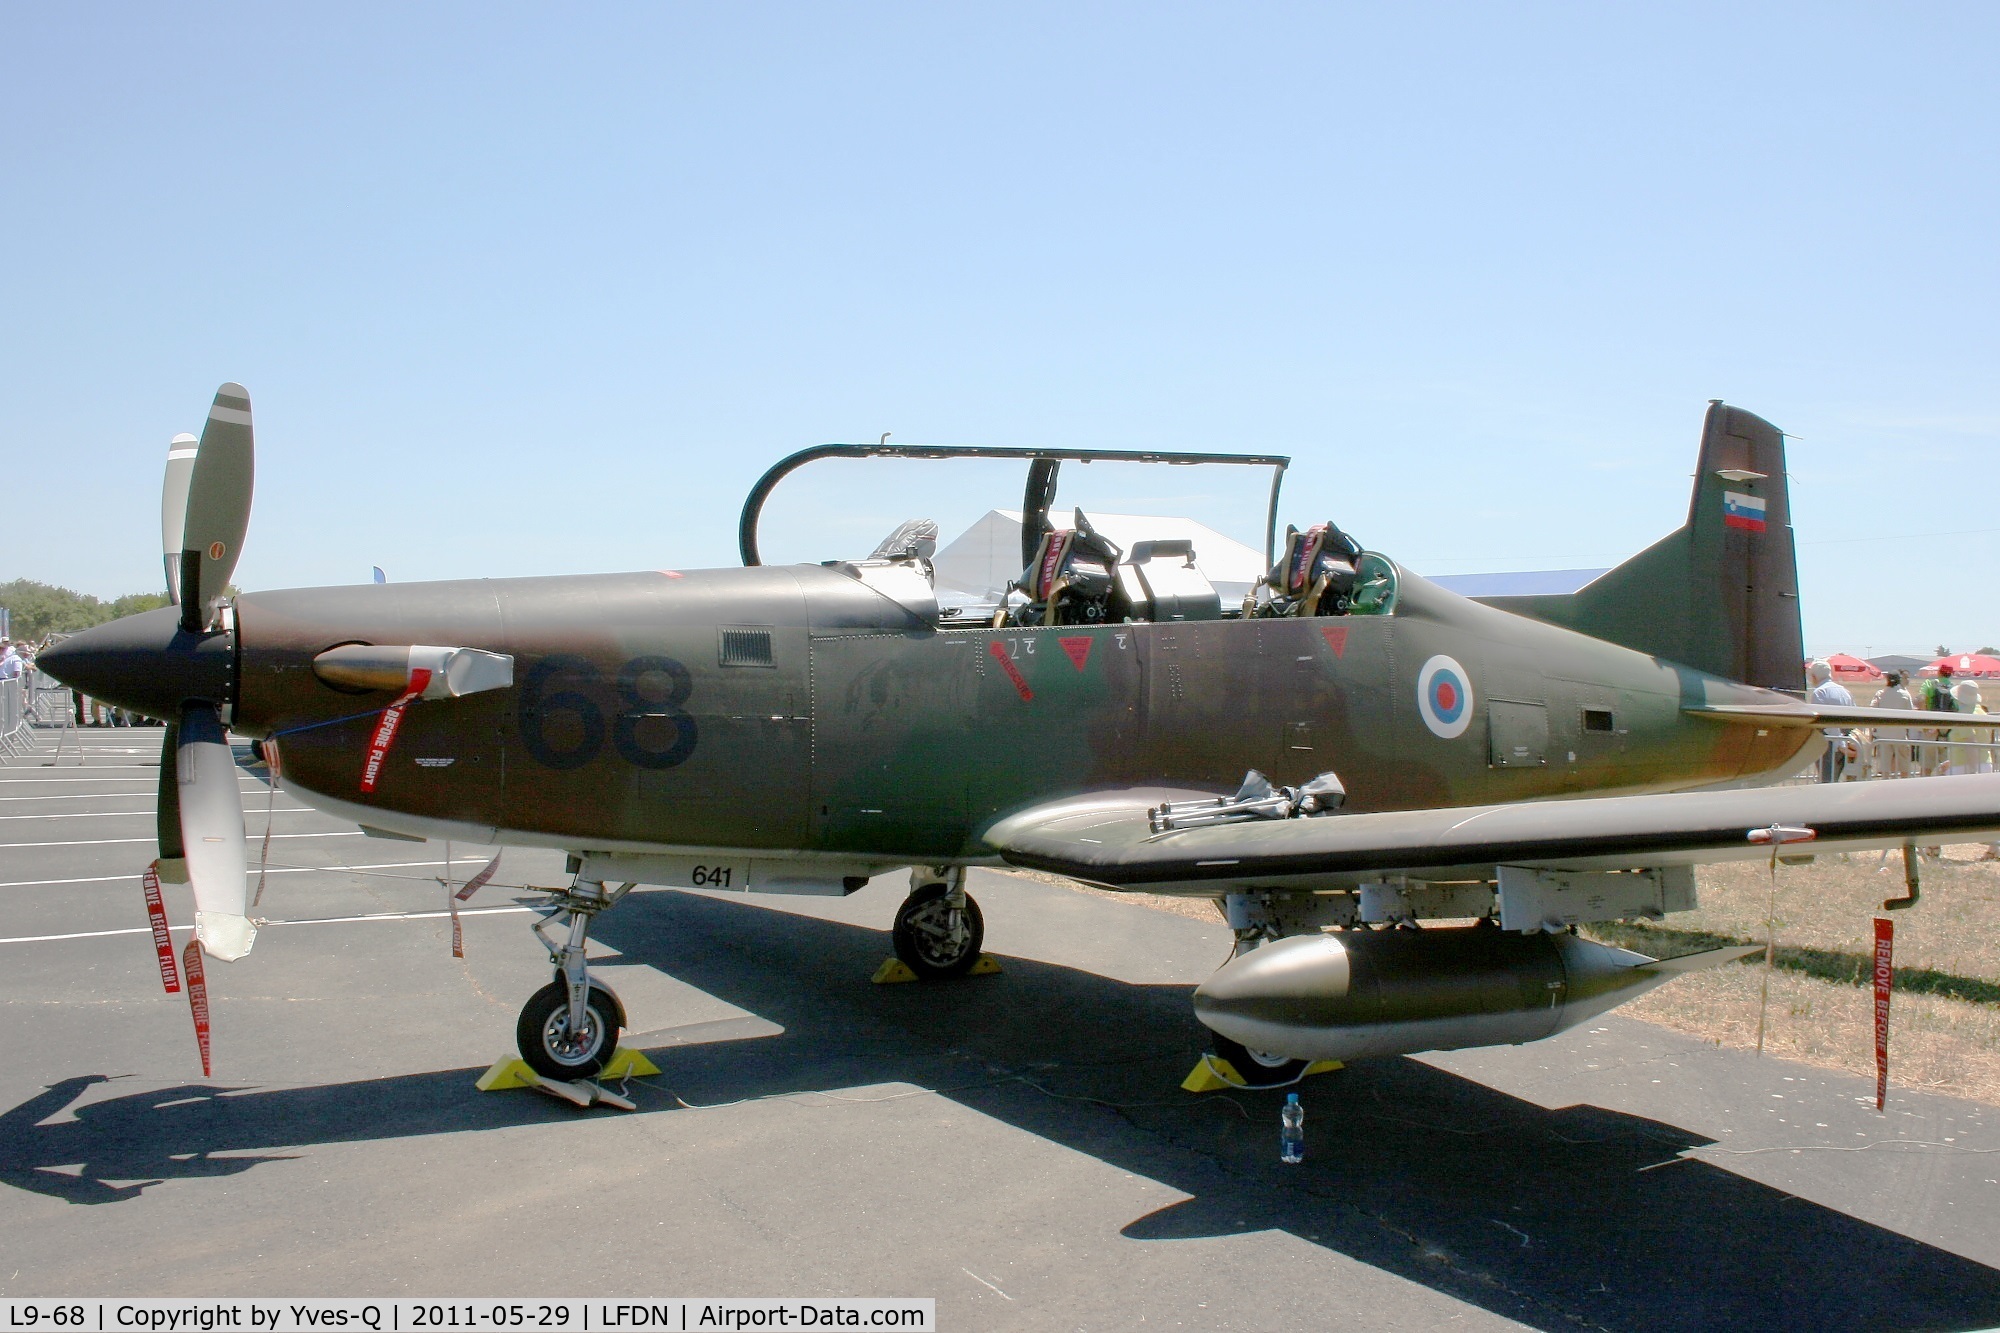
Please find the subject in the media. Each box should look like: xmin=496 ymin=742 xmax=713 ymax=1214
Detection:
xmin=932 ymin=510 xmax=1267 ymax=606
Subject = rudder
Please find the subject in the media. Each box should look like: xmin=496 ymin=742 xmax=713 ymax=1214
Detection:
xmin=1478 ymin=402 xmax=1803 ymax=692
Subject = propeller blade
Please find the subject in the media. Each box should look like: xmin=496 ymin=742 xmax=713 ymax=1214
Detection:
xmin=155 ymin=720 xmax=189 ymax=883
xmin=179 ymin=383 xmax=254 ymax=634
xmin=177 ymin=703 xmax=254 ymax=960
xmin=160 ymin=433 xmax=198 ymax=603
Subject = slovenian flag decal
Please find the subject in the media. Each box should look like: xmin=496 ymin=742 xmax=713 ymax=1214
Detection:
xmin=1722 ymin=490 xmax=1767 ymax=533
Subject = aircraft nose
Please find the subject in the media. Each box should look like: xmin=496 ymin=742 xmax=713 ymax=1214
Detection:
xmin=36 ymin=606 xmax=235 ymax=721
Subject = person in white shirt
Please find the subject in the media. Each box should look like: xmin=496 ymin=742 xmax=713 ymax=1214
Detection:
xmin=1808 ymin=660 xmax=1854 ymax=782
xmin=1873 ymin=671 xmax=1916 ymax=777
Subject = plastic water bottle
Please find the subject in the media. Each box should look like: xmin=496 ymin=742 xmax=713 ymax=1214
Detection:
xmin=1280 ymin=1092 xmax=1304 ymax=1164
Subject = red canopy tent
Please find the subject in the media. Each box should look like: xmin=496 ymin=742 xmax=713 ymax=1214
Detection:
xmin=1916 ymin=653 xmax=2000 ymax=679
xmin=1823 ymin=653 xmax=1883 ymax=681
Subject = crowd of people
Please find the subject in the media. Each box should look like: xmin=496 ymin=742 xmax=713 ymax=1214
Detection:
xmin=1809 ymin=658 xmax=1992 ymax=784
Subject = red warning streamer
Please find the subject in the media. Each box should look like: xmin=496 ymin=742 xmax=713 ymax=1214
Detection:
xmin=141 ymin=862 xmax=181 ymax=994
xmin=1873 ymin=916 xmax=1894 ymax=1112
xmin=359 ymin=667 xmax=433 ymax=793
xmin=454 ymin=850 xmax=503 ymax=902
xmin=183 ymin=938 xmax=211 ymax=1078
xmin=987 ymin=640 xmax=1034 ymax=702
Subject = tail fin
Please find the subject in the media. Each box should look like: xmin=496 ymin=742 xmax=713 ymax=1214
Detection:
xmin=1477 ymin=402 xmax=1804 ymax=691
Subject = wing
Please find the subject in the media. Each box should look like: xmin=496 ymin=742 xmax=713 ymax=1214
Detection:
xmin=984 ymin=773 xmax=2000 ymax=894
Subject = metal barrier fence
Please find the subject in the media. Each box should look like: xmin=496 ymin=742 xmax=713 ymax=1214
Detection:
xmin=1851 ymin=734 xmax=1995 ymax=780
xmin=0 ymin=675 xmax=35 ymax=760
xmin=30 ymin=672 xmax=73 ymax=725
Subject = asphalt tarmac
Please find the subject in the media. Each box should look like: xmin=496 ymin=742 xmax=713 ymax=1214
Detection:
xmin=4 ymin=728 xmax=2000 ymax=1331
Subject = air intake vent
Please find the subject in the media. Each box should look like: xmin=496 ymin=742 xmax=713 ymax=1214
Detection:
xmin=719 ymin=628 xmax=775 ymax=667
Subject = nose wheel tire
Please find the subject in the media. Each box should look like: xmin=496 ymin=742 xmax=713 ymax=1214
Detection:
xmin=1211 ymin=1035 xmax=1309 ymax=1089
xmin=891 ymin=882 xmax=985 ymax=979
xmin=516 ymin=980 xmax=621 ymax=1081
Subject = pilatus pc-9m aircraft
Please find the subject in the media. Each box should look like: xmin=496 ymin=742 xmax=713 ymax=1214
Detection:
xmin=43 ymin=385 xmax=2000 ymax=1087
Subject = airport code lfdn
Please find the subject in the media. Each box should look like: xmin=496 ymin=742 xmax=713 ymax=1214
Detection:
xmin=0 ymin=1302 xmax=935 ymax=1332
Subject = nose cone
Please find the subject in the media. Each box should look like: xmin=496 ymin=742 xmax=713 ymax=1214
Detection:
xmin=37 ymin=606 xmax=234 ymax=720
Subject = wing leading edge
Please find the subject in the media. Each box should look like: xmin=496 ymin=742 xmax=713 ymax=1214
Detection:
xmin=984 ymin=774 xmax=2000 ymax=894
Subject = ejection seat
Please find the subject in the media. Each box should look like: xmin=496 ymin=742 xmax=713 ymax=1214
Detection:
xmin=998 ymin=509 xmax=1125 ymax=626
xmin=835 ymin=518 xmax=943 ymax=624
xmin=1264 ymin=522 xmax=1363 ymax=616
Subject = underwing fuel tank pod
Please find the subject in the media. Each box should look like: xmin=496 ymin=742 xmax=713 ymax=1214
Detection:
xmin=1192 ymin=927 xmax=1757 ymax=1064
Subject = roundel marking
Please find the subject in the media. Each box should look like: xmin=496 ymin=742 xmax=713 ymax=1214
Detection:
xmin=1416 ymin=654 xmax=1474 ymax=739
xmin=208 ymin=541 xmax=227 ymax=561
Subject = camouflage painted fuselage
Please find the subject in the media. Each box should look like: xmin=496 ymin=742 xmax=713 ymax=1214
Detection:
xmin=234 ymin=561 xmax=1813 ymax=863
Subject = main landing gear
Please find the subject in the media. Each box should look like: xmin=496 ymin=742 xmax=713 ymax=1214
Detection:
xmin=516 ymin=876 xmax=633 ymax=1081
xmin=891 ymin=867 xmax=985 ymax=979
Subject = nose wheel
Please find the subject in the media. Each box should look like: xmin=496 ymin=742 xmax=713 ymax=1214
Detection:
xmin=891 ymin=875 xmax=985 ymax=979
xmin=517 ymin=980 xmax=622 ymax=1080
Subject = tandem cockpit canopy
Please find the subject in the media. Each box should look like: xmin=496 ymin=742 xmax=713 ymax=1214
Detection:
xmin=736 ymin=441 xmax=1397 ymax=628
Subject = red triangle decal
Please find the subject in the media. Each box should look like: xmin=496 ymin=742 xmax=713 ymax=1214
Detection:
xmin=1320 ymin=626 xmax=1348 ymax=658
xmin=1059 ymin=636 xmax=1094 ymax=671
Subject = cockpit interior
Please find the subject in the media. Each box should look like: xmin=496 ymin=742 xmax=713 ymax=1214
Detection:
xmin=741 ymin=442 xmax=1400 ymax=631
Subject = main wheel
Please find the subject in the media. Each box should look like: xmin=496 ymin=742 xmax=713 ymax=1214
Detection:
xmin=891 ymin=882 xmax=985 ymax=979
xmin=1211 ymin=1035 xmax=1309 ymax=1089
xmin=516 ymin=980 xmax=621 ymax=1081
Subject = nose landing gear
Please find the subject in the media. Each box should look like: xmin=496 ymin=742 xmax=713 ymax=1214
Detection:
xmin=516 ymin=876 xmax=634 ymax=1081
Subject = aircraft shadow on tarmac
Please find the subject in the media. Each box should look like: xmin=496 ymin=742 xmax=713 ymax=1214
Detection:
xmin=4 ymin=888 xmax=1998 ymax=1332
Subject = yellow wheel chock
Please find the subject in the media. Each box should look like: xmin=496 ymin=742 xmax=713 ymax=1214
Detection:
xmin=475 ymin=1046 xmax=659 ymax=1109
xmin=1180 ymin=1054 xmax=1342 ymax=1092
xmin=871 ymin=955 xmax=1004 ymax=984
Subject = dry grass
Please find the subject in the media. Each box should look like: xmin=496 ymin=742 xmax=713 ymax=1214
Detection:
xmin=1587 ymin=846 xmax=2000 ymax=1104
xmin=1023 ymin=850 xmax=2000 ymax=1105
xmin=1004 ymin=866 xmax=1227 ymax=924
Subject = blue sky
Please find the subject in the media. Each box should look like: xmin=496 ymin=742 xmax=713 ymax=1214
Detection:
xmin=3 ymin=4 xmax=1994 ymax=656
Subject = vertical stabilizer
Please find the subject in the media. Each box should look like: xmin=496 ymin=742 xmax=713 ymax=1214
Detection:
xmin=1478 ymin=403 xmax=1803 ymax=691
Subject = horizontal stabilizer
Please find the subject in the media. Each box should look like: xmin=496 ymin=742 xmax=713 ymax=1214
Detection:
xmin=1688 ymin=704 xmax=2000 ymax=729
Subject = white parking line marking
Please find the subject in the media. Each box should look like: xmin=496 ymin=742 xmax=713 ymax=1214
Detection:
xmin=0 ymin=789 xmax=299 ymax=804
xmin=0 ymin=859 xmax=466 ymax=889
xmin=0 ymin=771 xmax=274 ymax=782
xmin=0 ymin=790 xmax=159 ymax=801
xmin=0 ymin=808 xmax=320 ymax=821
xmin=0 ymin=831 xmax=364 ymax=849
xmin=0 ymin=904 xmax=534 ymax=945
